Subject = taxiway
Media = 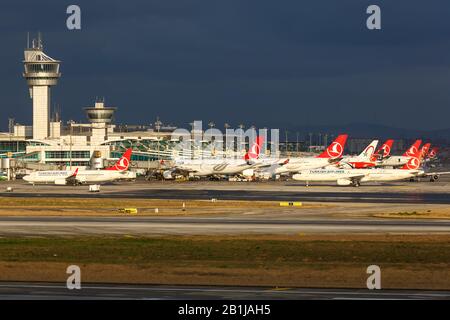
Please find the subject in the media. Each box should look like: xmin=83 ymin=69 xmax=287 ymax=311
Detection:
xmin=0 ymin=282 xmax=448 ymax=300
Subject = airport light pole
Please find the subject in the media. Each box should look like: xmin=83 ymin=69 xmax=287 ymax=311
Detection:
xmin=60 ymin=139 xmax=63 ymax=170
xmin=224 ymin=123 xmax=230 ymax=156
xmin=208 ymin=122 xmax=215 ymax=155
xmin=309 ymin=132 xmax=312 ymax=151
xmin=285 ymin=130 xmax=289 ymax=155
xmin=69 ymin=121 xmax=73 ymax=170
xmin=155 ymin=117 xmax=162 ymax=132
xmin=157 ymin=137 xmax=161 ymax=164
xmin=238 ymin=124 xmax=245 ymax=155
xmin=8 ymin=118 xmax=14 ymax=153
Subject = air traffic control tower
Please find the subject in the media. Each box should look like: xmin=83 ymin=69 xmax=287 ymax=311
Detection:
xmin=23 ymin=34 xmax=61 ymax=140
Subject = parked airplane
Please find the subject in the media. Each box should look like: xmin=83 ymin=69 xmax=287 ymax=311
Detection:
xmin=265 ymin=134 xmax=349 ymax=176
xmin=415 ymin=144 xmax=449 ymax=181
xmin=23 ymin=149 xmax=134 ymax=185
xmin=164 ymin=137 xmax=265 ymax=178
xmin=291 ymin=145 xmax=446 ymax=186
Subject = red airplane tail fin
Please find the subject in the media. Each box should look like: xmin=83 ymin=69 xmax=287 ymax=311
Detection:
xmin=316 ymin=134 xmax=348 ymax=159
xmin=106 ymin=148 xmax=132 ymax=171
xmin=428 ymin=147 xmax=438 ymax=159
xmin=419 ymin=143 xmax=431 ymax=160
xmin=371 ymin=139 xmax=393 ymax=161
xmin=377 ymin=139 xmax=394 ymax=157
xmin=402 ymin=140 xmax=422 ymax=157
xmin=244 ymin=136 xmax=264 ymax=160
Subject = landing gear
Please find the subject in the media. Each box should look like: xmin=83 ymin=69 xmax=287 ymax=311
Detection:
xmin=352 ymin=181 xmax=361 ymax=187
xmin=430 ymin=175 xmax=439 ymax=182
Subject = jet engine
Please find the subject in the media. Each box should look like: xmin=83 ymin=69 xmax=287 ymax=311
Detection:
xmin=54 ymin=179 xmax=67 ymax=185
xmin=242 ymin=169 xmax=254 ymax=177
xmin=162 ymin=170 xmax=174 ymax=180
xmin=336 ymin=178 xmax=352 ymax=186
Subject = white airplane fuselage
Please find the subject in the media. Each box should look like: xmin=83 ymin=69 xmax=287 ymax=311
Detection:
xmin=23 ymin=169 xmax=134 ymax=185
xmin=292 ymin=168 xmax=421 ymax=184
xmin=376 ymin=156 xmax=409 ymax=167
xmin=273 ymin=157 xmax=333 ymax=174
xmin=175 ymin=159 xmax=256 ymax=176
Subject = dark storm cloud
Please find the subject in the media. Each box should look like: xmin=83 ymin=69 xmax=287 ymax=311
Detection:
xmin=0 ymin=0 xmax=450 ymax=131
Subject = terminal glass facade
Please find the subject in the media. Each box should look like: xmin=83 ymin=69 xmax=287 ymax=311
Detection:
xmin=45 ymin=161 xmax=90 ymax=167
xmin=45 ymin=151 xmax=91 ymax=159
xmin=0 ymin=141 xmax=27 ymax=153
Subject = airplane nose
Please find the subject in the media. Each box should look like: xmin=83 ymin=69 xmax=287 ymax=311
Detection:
xmin=23 ymin=175 xmax=29 ymax=182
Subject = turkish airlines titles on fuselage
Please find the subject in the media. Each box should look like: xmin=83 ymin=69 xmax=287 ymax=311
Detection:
xmin=23 ymin=149 xmax=134 ymax=185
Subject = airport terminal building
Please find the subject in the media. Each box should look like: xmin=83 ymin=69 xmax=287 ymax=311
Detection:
xmin=0 ymin=36 xmax=181 ymax=172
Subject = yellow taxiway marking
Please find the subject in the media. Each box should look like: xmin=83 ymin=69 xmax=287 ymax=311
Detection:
xmin=269 ymin=287 xmax=291 ymax=291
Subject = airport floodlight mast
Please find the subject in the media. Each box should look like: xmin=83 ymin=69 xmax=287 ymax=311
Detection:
xmin=154 ymin=117 xmax=162 ymax=133
xmin=23 ymin=33 xmax=61 ymax=140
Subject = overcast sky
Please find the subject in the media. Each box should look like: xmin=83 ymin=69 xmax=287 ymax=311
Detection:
xmin=1 ymin=0 xmax=450 ymax=131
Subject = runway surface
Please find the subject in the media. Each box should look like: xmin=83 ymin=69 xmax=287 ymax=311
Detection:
xmin=1 ymin=216 xmax=450 ymax=235
xmin=2 ymin=188 xmax=450 ymax=204
xmin=0 ymin=282 xmax=448 ymax=300
xmin=3 ymin=178 xmax=450 ymax=204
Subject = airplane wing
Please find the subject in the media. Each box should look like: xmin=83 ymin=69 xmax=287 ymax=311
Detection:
xmin=252 ymin=158 xmax=287 ymax=169
xmin=253 ymin=163 xmax=274 ymax=169
xmin=242 ymin=161 xmax=269 ymax=168
xmin=172 ymin=167 xmax=198 ymax=174
xmin=337 ymin=162 xmax=354 ymax=169
xmin=346 ymin=174 xmax=366 ymax=180
xmin=419 ymin=171 xmax=450 ymax=177
xmin=328 ymin=157 xmax=342 ymax=164
xmin=336 ymin=174 xmax=367 ymax=186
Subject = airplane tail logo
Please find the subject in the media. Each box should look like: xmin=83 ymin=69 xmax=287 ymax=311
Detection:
xmin=106 ymin=148 xmax=132 ymax=171
xmin=371 ymin=139 xmax=393 ymax=161
xmin=403 ymin=157 xmax=421 ymax=170
xmin=378 ymin=139 xmax=393 ymax=157
xmin=403 ymin=140 xmax=422 ymax=157
xmin=428 ymin=147 xmax=438 ymax=159
xmin=401 ymin=145 xmax=421 ymax=170
xmin=317 ymin=134 xmax=348 ymax=159
xmin=244 ymin=136 xmax=264 ymax=160
xmin=420 ymin=143 xmax=431 ymax=160
xmin=359 ymin=140 xmax=378 ymax=159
